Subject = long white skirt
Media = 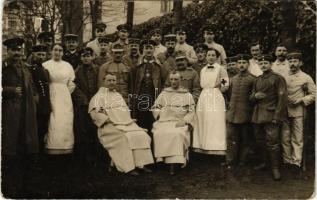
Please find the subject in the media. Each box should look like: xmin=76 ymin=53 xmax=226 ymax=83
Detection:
xmin=45 ymin=82 xmax=74 ymax=154
xmin=192 ymin=88 xmax=226 ymax=155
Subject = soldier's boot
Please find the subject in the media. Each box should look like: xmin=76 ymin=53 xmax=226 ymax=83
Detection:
xmin=238 ymin=146 xmax=249 ymax=166
xmin=253 ymin=145 xmax=268 ymax=171
xmin=269 ymin=150 xmax=281 ymax=181
xmin=169 ymin=164 xmax=176 ymax=175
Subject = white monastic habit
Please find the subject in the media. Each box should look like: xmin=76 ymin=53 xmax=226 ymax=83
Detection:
xmin=89 ymin=87 xmax=154 ymax=173
xmin=193 ymin=63 xmax=229 ymax=155
xmin=43 ymin=59 xmax=75 ymax=154
xmin=152 ymin=87 xmax=195 ymax=165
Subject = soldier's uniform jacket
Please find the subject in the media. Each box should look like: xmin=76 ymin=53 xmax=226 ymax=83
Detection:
xmin=98 ymin=60 xmax=133 ymax=103
xmin=164 ymin=67 xmax=201 ymax=103
xmin=192 ymin=60 xmax=208 ymax=77
xmin=122 ymin=54 xmax=142 ymax=70
xmin=93 ymin=53 xmax=112 ymax=67
xmin=2 ymin=58 xmax=39 ymax=155
xmin=226 ymin=71 xmax=256 ymax=123
xmin=250 ymin=69 xmax=287 ymax=123
xmin=73 ymin=63 xmax=99 ymax=107
xmin=63 ymin=50 xmax=81 ymax=70
xmin=26 ymin=61 xmax=51 ymax=115
xmin=157 ymin=51 xmax=177 ymax=71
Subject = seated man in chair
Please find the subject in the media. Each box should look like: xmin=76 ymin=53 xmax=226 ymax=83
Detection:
xmin=89 ymin=74 xmax=154 ymax=175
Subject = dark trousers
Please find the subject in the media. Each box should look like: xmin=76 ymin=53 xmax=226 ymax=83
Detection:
xmin=253 ymin=122 xmax=281 ymax=169
xmin=135 ymin=110 xmax=154 ymax=136
xmin=226 ymin=122 xmax=252 ymax=164
xmin=37 ymin=113 xmax=50 ymax=154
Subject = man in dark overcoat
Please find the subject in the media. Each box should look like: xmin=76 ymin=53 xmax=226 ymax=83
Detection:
xmin=2 ymin=37 xmax=39 ymax=197
xmin=250 ymin=54 xmax=287 ymax=181
xmin=63 ymin=34 xmax=81 ymax=70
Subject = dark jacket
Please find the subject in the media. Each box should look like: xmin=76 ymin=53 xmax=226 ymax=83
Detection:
xmin=63 ymin=50 xmax=81 ymax=70
xmin=250 ymin=70 xmax=287 ymax=123
xmin=2 ymin=58 xmax=39 ymax=155
xmin=72 ymin=63 xmax=99 ymax=107
xmin=226 ymin=71 xmax=256 ymax=123
xmin=26 ymin=61 xmax=51 ymax=115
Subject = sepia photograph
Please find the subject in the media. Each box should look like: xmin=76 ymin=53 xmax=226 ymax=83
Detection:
xmin=1 ymin=0 xmax=316 ymax=198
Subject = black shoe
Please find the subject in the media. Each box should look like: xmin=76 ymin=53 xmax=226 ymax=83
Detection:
xmin=129 ymin=169 xmax=139 ymax=176
xmin=139 ymin=166 xmax=153 ymax=173
xmin=272 ymin=168 xmax=281 ymax=181
xmin=169 ymin=164 xmax=175 ymax=175
xmin=253 ymin=163 xmax=267 ymax=171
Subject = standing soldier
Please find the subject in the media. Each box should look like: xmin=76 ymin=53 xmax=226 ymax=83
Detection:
xmin=87 ymin=22 xmax=107 ymax=57
xmin=113 ymin=24 xmax=132 ymax=54
xmin=122 ymin=38 xmax=142 ymax=70
xmin=165 ymin=51 xmax=200 ymax=103
xmin=37 ymin=31 xmax=54 ymax=51
xmin=203 ymin=25 xmax=227 ymax=65
xmin=175 ymin=26 xmax=198 ymax=65
xmin=133 ymin=39 xmax=167 ymax=134
xmin=2 ymin=37 xmax=39 ymax=197
xmin=93 ymin=36 xmax=112 ymax=67
xmin=250 ymin=54 xmax=287 ymax=181
xmin=192 ymin=43 xmax=208 ymax=76
xmin=226 ymin=56 xmax=239 ymax=78
xmin=281 ymin=52 xmax=316 ymax=175
xmin=72 ymin=47 xmax=100 ymax=169
xmin=26 ymin=45 xmax=51 ymax=158
xmin=248 ymin=42 xmax=263 ymax=77
xmin=63 ymin=34 xmax=81 ymax=70
xmin=225 ymin=54 xmax=256 ymax=168
xmin=150 ymin=28 xmax=167 ymax=59
xmin=157 ymin=34 xmax=177 ymax=72
xmin=271 ymin=44 xmax=290 ymax=78
xmin=98 ymin=43 xmax=133 ymax=105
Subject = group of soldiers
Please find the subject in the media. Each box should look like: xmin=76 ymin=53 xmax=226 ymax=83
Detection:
xmin=2 ymin=21 xmax=316 ymax=196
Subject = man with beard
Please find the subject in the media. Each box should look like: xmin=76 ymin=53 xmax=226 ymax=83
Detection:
xmin=225 ymin=54 xmax=256 ymax=168
xmin=157 ymin=34 xmax=177 ymax=77
xmin=150 ymin=28 xmax=167 ymax=59
xmin=175 ymin=26 xmax=198 ymax=65
xmin=203 ymin=25 xmax=227 ymax=65
xmin=26 ymin=45 xmax=51 ymax=159
xmin=63 ymin=34 xmax=81 ymax=70
xmin=164 ymin=51 xmax=200 ymax=103
xmin=271 ymin=44 xmax=290 ymax=78
xmin=98 ymin=43 xmax=133 ymax=105
xmin=93 ymin=36 xmax=112 ymax=67
xmin=248 ymin=42 xmax=263 ymax=77
xmin=132 ymin=39 xmax=167 ymax=134
xmin=281 ymin=51 xmax=315 ymax=176
xmin=122 ymin=37 xmax=142 ymax=70
xmin=87 ymin=22 xmax=107 ymax=57
xmin=192 ymin=43 xmax=208 ymax=76
xmin=72 ymin=47 xmax=101 ymax=169
xmin=250 ymin=54 xmax=287 ymax=181
xmin=2 ymin=37 xmax=39 ymax=197
xmin=113 ymin=24 xmax=132 ymax=54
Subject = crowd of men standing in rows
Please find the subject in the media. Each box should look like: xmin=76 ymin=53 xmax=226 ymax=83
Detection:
xmin=2 ymin=21 xmax=316 ymax=197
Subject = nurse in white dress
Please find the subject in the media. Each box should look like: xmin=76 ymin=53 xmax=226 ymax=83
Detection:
xmin=43 ymin=44 xmax=76 ymax=155
xmin=193 ymin=48 xmax=229 ymax=155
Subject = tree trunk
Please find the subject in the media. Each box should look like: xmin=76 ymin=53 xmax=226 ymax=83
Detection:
xmin=280 ymin=0 xmax=297 ymax=50
xmin=173 ymin=0 xmax=183 ymax=26
xmin=127 ymin=0 xmax=134 ymax=28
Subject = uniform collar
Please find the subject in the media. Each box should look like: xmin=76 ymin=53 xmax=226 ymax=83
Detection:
xmin=238 ymin=70 xmax=249 ymax=77
xmin=289 ymin=69 xmax=302 ymax=76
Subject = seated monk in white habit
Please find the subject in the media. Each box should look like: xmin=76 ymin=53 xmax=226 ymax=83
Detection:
xmin=89 ymin=74 xmax=154 ymax=176
xmin=152 ymin=72 xmax=195 ymax=175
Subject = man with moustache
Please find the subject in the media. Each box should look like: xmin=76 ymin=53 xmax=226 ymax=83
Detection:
xmin=152 ymin=72 xmax=195 ymax=175
xmin=93 ymin=36 xmax=112 ymax=67
xmin=63 ymin=34 xmax=81 ymax=70
xmin=203 ymin=25 xmax=227 ymax=65
xmin=164 ymin=51 xmax=200 ymax=103
xmin=27 ymin=32 xmax=54 ymax=62
xmin=2 ymin=37 xmax=39 ymax=197
xmin=87 ymin=22 xmax=107 ymax=57
xmin=250 ymin=54 xmax=287 ymax=181
xmin=271 ymin=44 xmax=290 ymax=78
xmin=150 ymin=28 xmax=167 ymax=59
xmin=98 ymin=43 xmax=133 ymax=105
xmin=281 ymin=51 xmax=315 ymax=175
xmin=248 ymin=42 xmax=263 ymax=77
xmin=26 ymin=45 xmax=51 ymax=157
xmin=174 ymin=26 xmax=198 ymax=65
xmin=157 ymin=34 xmax=177 ymax=72
xmin=192 ymin=43 xmax=208 ymax=76
xmin=132 ymin=39 xmax=167 ymax=134
xmin=113 ymin=24 xmax=132 ymax=54
xmin=122 ymin=38 xmax=142 ymax=70
xmin=225 ymin=54 xmax=256 ymax=168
